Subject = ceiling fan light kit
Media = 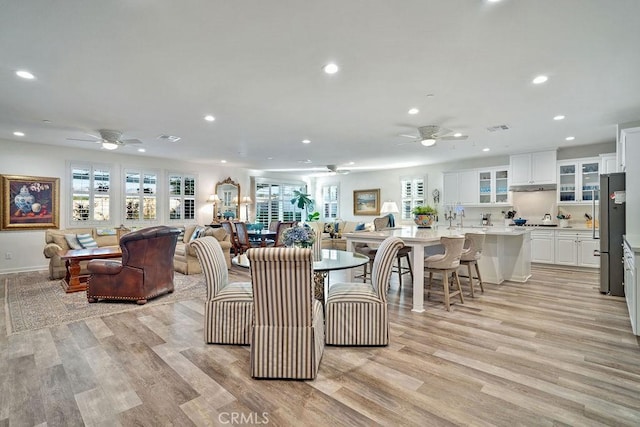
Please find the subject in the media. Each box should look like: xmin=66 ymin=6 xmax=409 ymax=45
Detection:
xmin=421 ymin=138 xmax=436 ymax=147
xmin=102 ymin=142 xmax=119 ymax=150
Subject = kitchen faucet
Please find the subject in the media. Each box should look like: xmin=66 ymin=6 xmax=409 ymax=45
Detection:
xmin=457 ymin=207 xmax=465 ymax=228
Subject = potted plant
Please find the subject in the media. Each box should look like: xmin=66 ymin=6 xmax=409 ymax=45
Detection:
xmin=290 ymin=189 xmax=315 ymax=222
xmin=412 ymin=205 xmax=437 ymax=227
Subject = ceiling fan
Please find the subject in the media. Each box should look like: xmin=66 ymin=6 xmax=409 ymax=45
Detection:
xmin=400 ymin=125 xmax=468 ymax=147
xmin=326 ymin=164 xmax=350 ymax=175
xmin=67 ymin=129 xmax=143 ymax=150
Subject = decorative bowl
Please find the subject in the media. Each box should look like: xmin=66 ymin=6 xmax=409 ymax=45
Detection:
xmin=513 ymin=218 xmax=527 ymax=226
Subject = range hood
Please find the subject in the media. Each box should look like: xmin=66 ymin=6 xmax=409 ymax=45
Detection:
xmin=509 ymin=183 xmax=557 ymax=192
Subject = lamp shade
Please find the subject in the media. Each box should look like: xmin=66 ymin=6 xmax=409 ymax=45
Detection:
xmin=241 ymin=196 xmax=252 ymax=204
xmin=208 ymin=194 xmax=221 ymax=203
xmin=380 ymin=201 xmax=400 ymax=214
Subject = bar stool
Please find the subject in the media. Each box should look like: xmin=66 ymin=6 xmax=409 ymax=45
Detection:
xmin=424 ymin=235 xmax=465 ymax=311
xmin=460 ymin=233 xmax=485 ymax=298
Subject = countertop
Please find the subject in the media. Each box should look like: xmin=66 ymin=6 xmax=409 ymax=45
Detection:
xmin=624 ymin=235 xmax=640 ymax=252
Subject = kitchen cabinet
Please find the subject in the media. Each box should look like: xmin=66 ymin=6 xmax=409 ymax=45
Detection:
xmin=557 ymin=157 xmax=600 ymax=204
xmin=555 ymin=230 xmax=599 ymax=268
xmin=530 ymin=230 xmax=555 ymax=264
xmin=599 ymin=153 xmax=617 ymax=175
xmin=621 ymin=127 xmax=640 ymax=236
xmin=443 ymin=170 xmax=478 ymax=205
xmin=478 ymin=167 xmax=510 ymax=205
xmin=510 ymin=150 xmax=557 ymax=186
xmin=623 ymin=239 xmax=637 ymax=335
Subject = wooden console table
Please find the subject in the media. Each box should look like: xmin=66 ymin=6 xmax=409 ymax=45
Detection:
xmin=59 ymin=247 xmax=122 ymax=293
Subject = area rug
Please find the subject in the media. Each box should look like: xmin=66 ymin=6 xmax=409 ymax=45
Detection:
xmin=4 ymin=268 xmax=251 ymax=335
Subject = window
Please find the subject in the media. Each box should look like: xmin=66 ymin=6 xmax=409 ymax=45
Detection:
xmin=255 ymin=181 xmax=306 ymax=224
xmin=70 ymin=163 xmax=111 ymax=224
xmin=400 ymin=177 xmax=425 ymax=220
xmin=168 ymin=173 xmax=196 ymax=221
xmin=124 ymin=170 xmax=157 ymax=221
xmin=322 ymin=185 xmax=339 ymax=219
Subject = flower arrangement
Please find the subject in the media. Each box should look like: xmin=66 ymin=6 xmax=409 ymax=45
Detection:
xmin=282 ymin=225 xmax=316 ymax=248
xmin=411 ymin=205 xmax=437 ymax=215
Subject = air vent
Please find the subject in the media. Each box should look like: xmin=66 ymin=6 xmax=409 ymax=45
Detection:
xmin=157 ymin=134 xmax=181 ymax=142
xmin=486 ymin=124 xmax=510 ymax=132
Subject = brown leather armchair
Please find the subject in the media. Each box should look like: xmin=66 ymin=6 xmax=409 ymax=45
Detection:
xmin=87 ymin=225 xmax=181 ymax=305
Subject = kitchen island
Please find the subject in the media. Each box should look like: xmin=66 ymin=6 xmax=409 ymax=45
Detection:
xmin=344 ymin=226 xmax=531 ymax=313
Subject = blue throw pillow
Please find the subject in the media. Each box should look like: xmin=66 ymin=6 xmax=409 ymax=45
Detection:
xmin=76 ymin=233 xmax=98 ymax=249
xmin=354 ymin=223 xmax=366 ymax=231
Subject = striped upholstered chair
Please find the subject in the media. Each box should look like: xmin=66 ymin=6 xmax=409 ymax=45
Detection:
xmin=325 ymin=236 xmax=404 ymax=346
xmin=248 ymin=247 xmax=324 ymax=379
xmin=191 ymin=236 xmax=253 ymax=345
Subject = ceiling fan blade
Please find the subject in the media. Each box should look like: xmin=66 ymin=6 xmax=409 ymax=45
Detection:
xmin=438 ymin=135 xmax=468 ymax=141
xmin=66 ymin=137 xmax=101 ymax=143
xmin=399 ymin=134 xmax=418 ymax=139
xmin=122 ymin=138 xmax=143 ymax=145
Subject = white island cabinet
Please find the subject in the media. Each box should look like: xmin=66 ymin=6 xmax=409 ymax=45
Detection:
xmin=345 ymin=226 xmax=531 ymax=313
xmin=623 ymin=236 xmax=639 ymax=335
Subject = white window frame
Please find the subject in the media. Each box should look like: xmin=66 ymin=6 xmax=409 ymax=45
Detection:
xmin=68 ymin=162 xmax=113 ymax=226
xmin=254 ymin=178 xmax=307 ymax=224
xmin=321 ymin=184 xmax=339 ymax=220
xmin=123 ymin=168 xmax=160 ymax=224
xmin=400 ymin=176 xmax=426 ymax=220
xmin=167 ymin=172 xmax=197 ymax=222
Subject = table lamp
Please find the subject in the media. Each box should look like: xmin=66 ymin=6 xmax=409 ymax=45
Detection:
xmin=380 ymin=201 xmax=400 ymax=228
xmin=208 ymin=194 xmax=221 ymax=221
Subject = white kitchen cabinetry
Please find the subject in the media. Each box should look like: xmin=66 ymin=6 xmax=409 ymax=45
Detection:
xmin=478 ymin=167 xmax=510 ymax=205
xmin=555 ymin=230 xmax=599 ymax=268
xmin=443 ymin=170 xmax=478 ymax=205
xmin=510 ymin=150 xmax=557 ymax=186
xmin=599 ymin=153 xmax=617 ymax=175
xmin=623 ymin=239 xmax=637 ymax=335
xmin=557 ymin=158 xmax=600 ymax=204
xmin=530 ymin=230 xmax=555 ymax=264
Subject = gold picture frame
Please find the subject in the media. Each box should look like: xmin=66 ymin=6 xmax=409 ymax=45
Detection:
xmin=1 ymin=174 xmax=60 ymax=230
xmin=353 ymin=189 xmax=380 ymax=215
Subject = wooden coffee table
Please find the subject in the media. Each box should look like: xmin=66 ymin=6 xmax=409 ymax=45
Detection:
xmin=59 ymin=247 xmax=122 ymax=293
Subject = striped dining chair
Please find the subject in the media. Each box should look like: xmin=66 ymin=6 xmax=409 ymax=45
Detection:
xmin=325 ymin=236 xmax=404 ymax=346
xmin=191 ymin=237 xmax=253 ymax=345
xmin=247 ymin=247 xmax=324 ymax=379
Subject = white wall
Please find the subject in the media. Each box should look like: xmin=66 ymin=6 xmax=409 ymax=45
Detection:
xmin=0 ymin=139 xmax=251 ymax=273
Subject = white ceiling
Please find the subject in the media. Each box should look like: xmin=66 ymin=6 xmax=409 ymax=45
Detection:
xmin=2 ymin=1 xmax=640 ymax=175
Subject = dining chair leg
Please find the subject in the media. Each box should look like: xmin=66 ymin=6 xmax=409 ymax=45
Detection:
xmin=467 ymin=263 xmax=475 ymax=298
xmin=442 ymin=272 xmax=451 ymax=311
xmin=474 ymin=261 xmax=485 ymax=292
xmin=427 ymin=272 xmax=433 ymax=298
xmin=454 ymin=271 xmax=464 ymax=304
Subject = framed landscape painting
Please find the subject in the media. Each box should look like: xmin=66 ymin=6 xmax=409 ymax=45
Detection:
xmin=353 ymin=189 xmax=380 ymax=215
xmin=1 ymin=174 xmax=60 ymax=230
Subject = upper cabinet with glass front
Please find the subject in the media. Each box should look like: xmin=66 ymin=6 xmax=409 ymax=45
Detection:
xmin=557 ymin=158 xmax=600 ymax=204
xmin=478 ymin=167 xmax=510 ymax=205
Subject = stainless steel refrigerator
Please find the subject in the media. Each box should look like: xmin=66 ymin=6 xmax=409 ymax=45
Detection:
xmin=599 ymin=172 xmax=626 ymax=296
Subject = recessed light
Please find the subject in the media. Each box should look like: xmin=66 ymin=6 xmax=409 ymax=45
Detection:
xmin=42 ymin=119 xmax=52 ymax=124
xmin=221 ymin=160 xmax=227 ymax=163
xmin=204 ymin=115 xmax=215 ymax=122
xmin=532 ymin=75 xmax=548 ymax=84
xmin=553 ymin=115 xmax=565 ymax=120
xmin=348 ymin=161 xmax=355 ymax=165
xmin=323 ymin=63 xmax=339 ymax=74
xmin=482 ymin=147 xmax=490 ymax=152
xmin=408 ymin=108 xmax=419 ymax=115
xmin=267 ymin=157 xmax=273 ymax=160
xmin=13 ymin=131 xmax=25 ymax=137
xmin=16 ymin=70 xmax=35 ymax=79
xmin=565 ymin=136 xmax=575 ymax=141
xmin=453 ymin=133 xmax=462 ymax=137
xmin=425 ymin=93 xmax=435 ymax=98
xmin=138 ymin=148 xmax=146 ymax=153
xmin=302 ymin=139 xmax=311 ymax=144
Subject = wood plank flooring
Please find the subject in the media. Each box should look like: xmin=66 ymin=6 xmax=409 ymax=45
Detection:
xmin=1 ymin=264 xmax=639 ymax=426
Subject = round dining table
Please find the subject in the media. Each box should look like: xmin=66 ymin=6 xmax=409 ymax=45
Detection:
xmin=232 ymin=248 xmax=369 ymax=302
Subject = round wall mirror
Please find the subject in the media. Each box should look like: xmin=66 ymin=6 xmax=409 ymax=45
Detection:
xmin=214 ymin=177 xmax=240 ymax=220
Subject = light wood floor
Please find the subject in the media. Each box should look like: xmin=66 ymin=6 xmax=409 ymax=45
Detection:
xmin=2 ymin=264 xmax=639 ymax=426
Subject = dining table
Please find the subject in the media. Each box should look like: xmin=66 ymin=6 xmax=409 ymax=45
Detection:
xmin=232 ymin=248 xmax=369 ymax=303
xmin=246 ymin=229 xmax=277 ymax=247
xmin=344 ymin=225 xmax=532 ymax=313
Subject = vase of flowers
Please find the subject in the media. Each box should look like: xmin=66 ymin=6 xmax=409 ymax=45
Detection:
xmin=282 ymin=225 xmax=316 ymax=249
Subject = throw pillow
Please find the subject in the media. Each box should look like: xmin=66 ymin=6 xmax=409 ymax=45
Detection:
xmin=354 ymin=223 xmax=366 ymax=231
xmin=177 ymin=227 xmax=185 ymax=242
xmin=189 ymin=226 xmax=204 ymax=242
xmin=64 ymin=234 xmax=83 ymax=250
xmin=323 ymin=223 xmax=334 ymax=233
xmin=76 ymin=233 xmax=98 ymax=249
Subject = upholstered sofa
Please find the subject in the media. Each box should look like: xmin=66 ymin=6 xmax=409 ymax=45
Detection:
xmin=43 ymin=224 xmax=231 ymax=279
xmin=43 ymin=227 xmax=120 ymax=280
xmin=319 ymin=220 xmax=369 ymax=250
xmin=174 ymin=224 xmax=232 ymax=274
